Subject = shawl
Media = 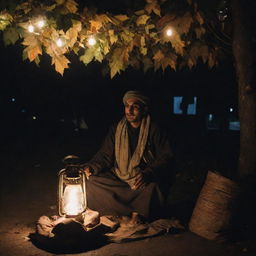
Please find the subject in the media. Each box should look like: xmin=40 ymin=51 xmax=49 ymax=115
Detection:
xmin=114 ymin=115 xmax=150 ymax=183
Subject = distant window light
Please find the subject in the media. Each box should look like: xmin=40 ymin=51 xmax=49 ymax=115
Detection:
xmin=173 ymin=96 xmax=197 ymax=115
xmin=206 ymin=114 xmax=220 ymax=130
xmin=229 ymin=121 xmax=240 ymax=131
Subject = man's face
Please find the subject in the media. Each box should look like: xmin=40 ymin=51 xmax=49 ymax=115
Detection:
xmin=125 ymin=98 xmax=145 ymax=124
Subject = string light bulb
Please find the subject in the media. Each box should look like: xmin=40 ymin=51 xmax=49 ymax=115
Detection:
xmin=36 ymin=19 xmax=46 ymax=29
xmin=87 ymin=36 xmax=96 ymax=46
xmin=56 ymin=38 xmax=65 ymax=47
xmin=166 ymin=28 xmax=173 ymax=37
xmin=28 ymin=24 xmax=35 ymax=33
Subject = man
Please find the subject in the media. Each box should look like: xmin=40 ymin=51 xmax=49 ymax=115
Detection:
xmin=83 ymin=91 xmax=174 ymax=221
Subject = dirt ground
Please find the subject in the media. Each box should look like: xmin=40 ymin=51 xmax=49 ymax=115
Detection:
xmin=1 ymin=130 xmax=256 ymax=256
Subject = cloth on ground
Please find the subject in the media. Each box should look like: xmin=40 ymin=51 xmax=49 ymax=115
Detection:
xmin=36 ymin=210 xmax=184 ymax=243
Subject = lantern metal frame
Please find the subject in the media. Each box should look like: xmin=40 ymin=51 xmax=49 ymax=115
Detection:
xmin=58 ymin=168 xmax=87 ymax=217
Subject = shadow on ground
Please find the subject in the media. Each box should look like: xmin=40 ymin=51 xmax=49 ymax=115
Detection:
xmin=29 ymin=222 xmax=110 ymax=254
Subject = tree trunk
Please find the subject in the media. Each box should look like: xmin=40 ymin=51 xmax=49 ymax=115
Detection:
xmin=232 ymin=0 xmax=256 ymax=178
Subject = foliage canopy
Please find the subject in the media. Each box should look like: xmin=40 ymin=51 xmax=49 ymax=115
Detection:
xmin=0 ymin=0 xmax=222 ymax=76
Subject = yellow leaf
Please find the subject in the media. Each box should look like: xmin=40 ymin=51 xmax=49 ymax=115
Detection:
xmin=97 ymin=14 xmax=113 ymax=24
xmin=0 ymin=11 xmax=13 ymax=30
xmin=174 ymin=12 xmax=193 ymax=35
xmin=208 ymin=52 xmax=215 ymax=68
xmin=108 ymin=30 xmax=118 ymax=45
xmin=140 ymin=36 xmax=146 ymax=48
xmin=153 ymin=50 xmax=164 ymax=70
xmin=101 ymin=40 xmax=110 ymax=54
xmin=52 ymin=55 xmax=70 ymax=75
xmin=109 ymin=47 xmax=130 ymax=78
xmin=90 ymin=20 xmax=102 ymax=32
xmin=80 ymin=47 xmax=95 ymax=65
xmin=171 ymin=35 xmax=185 ymax=55
xmin=145 ymin=24 xmax=155 ymax=34
xmin=114 ymin=15 xmax=129 ymax=22
xmin=136 ymin=15 xmax=150 ymax=26
xmin=64 ymin=0 xmax=78 ymax=13
xmin=56 ymin=0 xmax=65 ymax=4
xmin=140 ymin=36 xmax=147 ymax=55
xmin=164 ymin=32 xmax=185 ymax=55
xmin=156 ymin=14 xmax=175 ymax=30
xmin=15 ymin=2 xmax=31 ymax=14
xmin=120 ymin=29 xmax=134 ymax=43
xmin=140 ymin=47 xmax=147 ymax=55
xmin=44 ymin=4 xmax=57 ymax=11
xmin=188 ymin=58 xmax=195 ymax=69
xmin=24 ymin=45 xmax=42 ymax=62
xmin=162 ymin=53 xmax=177 ymax=71
xmin=145 ymin=2 xmax=161 ymax=16
xmin=65 ymin=21 xmax=81 ymax=47
xmin=190 ymin=43 xmax=209 ymax=64
xmin=22 ymin=35 xmax=42 ymax=62
xmin=133 ymin=35 xmax=141 ymax=47
xmin=135 ymin=10 xmax=145 ymax=16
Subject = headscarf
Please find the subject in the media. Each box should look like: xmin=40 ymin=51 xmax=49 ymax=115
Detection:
xmin=123 ymin=90 xmax=150 ymax=106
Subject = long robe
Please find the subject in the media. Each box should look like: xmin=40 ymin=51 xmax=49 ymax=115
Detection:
xmin=85 ymin=120 xmax=174 ymax=220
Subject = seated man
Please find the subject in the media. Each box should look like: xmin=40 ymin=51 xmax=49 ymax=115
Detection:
xmin=83 ymin=91 xmax=174 ymax=221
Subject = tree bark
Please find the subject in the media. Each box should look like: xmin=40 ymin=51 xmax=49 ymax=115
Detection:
xmin=232 ymin=0 xmax=256 ymax=178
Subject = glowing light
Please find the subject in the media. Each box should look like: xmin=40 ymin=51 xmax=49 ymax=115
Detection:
xmin=87 ymin=36 xmax=96 ymax=46
xmin=56 ymin=38 xmax=65 ymax=47
xmin=63 ymin=185 xmax=85 ymax=216
xmin=28 ymin=24 xmax=35 ymax=33
xmin=36 ymin=19 xmax=45 ymax=29
xmin=11 ymin=98 xmax=16 ymax=102
xmin=208 ymin=114 xmax=213 ymax=121
xmin=166 ymin=28 xmax=173 ymax=37
xmin=230 ymin=108 xmax=233 ymax=112
xmin=32 ymin=116 xmax=37 ymax=120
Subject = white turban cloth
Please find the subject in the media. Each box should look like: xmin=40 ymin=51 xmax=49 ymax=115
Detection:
xmin=123 ymin=91 xmax=150 ymax=106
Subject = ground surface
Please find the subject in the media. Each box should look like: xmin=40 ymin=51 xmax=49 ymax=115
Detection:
xmin=1 ymin=129 xmax=255 ymax=256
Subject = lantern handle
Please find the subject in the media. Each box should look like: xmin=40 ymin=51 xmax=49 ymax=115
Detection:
xmin=62 ymin=155 xmax=80 ymax=165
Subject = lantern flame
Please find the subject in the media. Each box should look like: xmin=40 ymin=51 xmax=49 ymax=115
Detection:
xmin=63 ymin=184 xmax=85 ymax=216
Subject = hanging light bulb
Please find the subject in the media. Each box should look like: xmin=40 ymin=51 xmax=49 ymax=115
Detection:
xmin=56 ymin=38 xmax=65 ymax=47
xmin=28 ymin=24 xmax=35 ymax=33
xmin=36 ymin=19 xmax=46 ymax=29
xmin=166 ymin=28 xmax=173 ymax=37
xmin=87 ymin=36 xmax=96 ymax=46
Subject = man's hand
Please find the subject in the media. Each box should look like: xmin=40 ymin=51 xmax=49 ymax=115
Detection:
xmin=83 ymin=167 xmax=92 ymax=179
xmin=133 ymin=172 xmax=148 ymax=190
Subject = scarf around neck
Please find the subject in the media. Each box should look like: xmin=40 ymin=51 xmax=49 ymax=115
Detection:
xmin=114 ymin=115 xmax=150 ymax=182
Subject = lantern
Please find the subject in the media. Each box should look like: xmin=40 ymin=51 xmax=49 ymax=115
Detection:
xmin=58 ymin=155 xmax=87 ymax=217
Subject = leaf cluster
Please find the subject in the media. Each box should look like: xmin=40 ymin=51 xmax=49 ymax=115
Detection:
xmin=0 ymin=0 xmax=221 ymax=77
